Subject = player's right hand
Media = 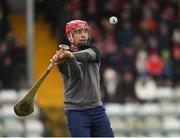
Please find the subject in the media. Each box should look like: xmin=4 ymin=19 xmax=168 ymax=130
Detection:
xmin=50 ymin=49 xmax=73 ymax=64
xmin=50 ymin=53 xmax=60 ymax=64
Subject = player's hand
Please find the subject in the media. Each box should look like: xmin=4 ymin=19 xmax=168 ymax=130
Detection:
xmin=50 ymin=53 xmax=61 ymax=64
xmin=50 ymin=49 xmax=73 ymax=64
xmin=57 ymin=49 xmax=73 ymax=59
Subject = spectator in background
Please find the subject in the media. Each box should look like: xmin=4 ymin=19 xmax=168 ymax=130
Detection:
xmin=172 ymin=27 xmax=180 ymax=85
xmin=172 ymin=28 xmax=180 ymax=44
xmin=161 ymin=49 xmax=173 ymax=81
xmin=176 ymin=9 xmax=180 ymax=28
xmin=2 ymin=55 xmax=14 ymax=88
xmin=117 ymin=4 xmax=135 ymax=49
xmin=138 ymin=2 xmax=158 ymax=40
xmin=146 ymin=52 xmax=164 ymax=79
xmin=146 ymin=36 xmax=165 ymax=81
xmin=116 ymin=70 xmax=137 ymax=103
xmin=0 ymin=42 xmax=7 ymax=88
xmin=146 ymin=0 xmax=160 ymax=20
xmin=131 ymin=34 xmax=148 ymax=52
xmin=64 ymin=0 xmax=82 ymax=21
xmin=135 ymin=76 xmax=157 ymax=103
xmin=81 ymin=0 xmax=101 ymax=22
xmin=148 ymin=36 xmax=159 ymax=53
xmin=0 ymin=31 xmax=26 ymax=89
xmin=0 ymin=42 xmax=15 ymax=88
xmin=135 ymin=50 xmax=148 ymax=77
xmin=120 ymin=46 xmax=136 ymax=73
xmin=157 ymin=23 xmax=172 ymax=52
xmin=0 ymin=0 xmax=10 ymax=40
xmin=117 ymin=20 xmax=135 ymax=49
xmin=7 ymin=32 xmax=27 ymax=88
xmin=160 ymin=5 xmax=176 ymax=38
xmin=173 ymin=43 xmax=180 ymax=85
xmin=0 ymin=0 xmax=26 ymax=89
xmin=102 ymin=68 xmax=119 ymax=103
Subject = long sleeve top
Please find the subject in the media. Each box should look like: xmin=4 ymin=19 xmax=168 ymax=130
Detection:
xmin=57 ymin=45 xmax=102 ymax=110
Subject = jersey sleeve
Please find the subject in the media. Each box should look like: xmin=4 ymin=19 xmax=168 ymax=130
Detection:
xmin=57 ymin=57 xmax=81 ymax=80
xmin=72 ymin=46 xmax=101 ymax=62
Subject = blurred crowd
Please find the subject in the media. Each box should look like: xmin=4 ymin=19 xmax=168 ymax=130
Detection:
xmin=0 ymin=0 xmax=26 ymax=89
xmin=35 ymin=0 xmax=180 ymax=104
xmin=1 ymin=0 xmax=180 ymax=104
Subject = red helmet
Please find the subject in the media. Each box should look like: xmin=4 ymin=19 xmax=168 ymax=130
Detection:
xmin=66 ymin=20 xmax=89 ymax=37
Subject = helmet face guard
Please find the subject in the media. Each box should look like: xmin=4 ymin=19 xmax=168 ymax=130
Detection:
xmin=66 ymin=20 xmax=91 ymax=46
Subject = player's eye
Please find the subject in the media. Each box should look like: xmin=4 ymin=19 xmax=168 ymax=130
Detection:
xmin=73 ymin=28 xmax=89 ymax=35
xmin=83 ymin=29 xmax=89 ymax=33
xmin=73 ymin=29 xmax=82 ymax=34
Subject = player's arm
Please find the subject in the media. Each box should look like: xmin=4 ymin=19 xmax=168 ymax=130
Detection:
xmin=50 ymin=50 xmax=81 ymax=79
xmin=66 ymin=57 xmax=81 ymax=79
xmin=72 ymin=47 xmax=101 ymax=62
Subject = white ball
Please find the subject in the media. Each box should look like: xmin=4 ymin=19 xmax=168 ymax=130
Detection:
xmin=109 ymin=16 xmax=118 ymax=24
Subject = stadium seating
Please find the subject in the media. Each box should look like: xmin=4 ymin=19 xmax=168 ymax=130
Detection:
xmin=0 ymin=87 xmax=179 ymax=137
xmin=2 ymin=118 xmax=24 ymax=137
xmin=105 ymin=87 xmax=180 ymax=137
xmin=0 ymin=87 xmax=180 ymax=136
xmin=25 ymin=119 xmax=44 ymax=137
xmin=0 ymin=89 xmax=44 ymax=137
xmin=0 ymin=90 xmax=18 ymax=104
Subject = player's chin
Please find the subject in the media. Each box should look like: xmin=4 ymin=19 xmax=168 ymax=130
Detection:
xmin=77 ymin=41 xmax=88 ymax=46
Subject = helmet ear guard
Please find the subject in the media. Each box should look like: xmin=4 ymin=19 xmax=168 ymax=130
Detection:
xmin=68 ymin=33 xmax=73 ymax=43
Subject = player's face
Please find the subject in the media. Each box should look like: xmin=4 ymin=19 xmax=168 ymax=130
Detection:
xmin=71 ymin=27 xmax=90 ymax=46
